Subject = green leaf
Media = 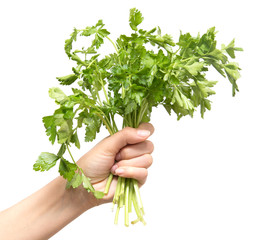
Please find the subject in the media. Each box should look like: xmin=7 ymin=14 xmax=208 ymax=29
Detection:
xmin=196 ymin=80 xmax=217 ymax=98
xmin=57 ymin=121 xmax=71 ymax=144
xmin=222 ymin=39 xmax=243 ymax=59
xmin=125 ymin=101 xmax=137 ymax=115
xmin=172 ymin=89 xmax=194 ymax=111
xmin=224 ymin=62 xmax=241 ymax=96
xmin=128 ymin=84 xmax=146 ymax=105
xmin=81 ymin=20 xmax=110 ymax=49
xmin=93 ymin=191 xmax=105 ymax=199
xmin=65 ymin=28 xmax=78 ymax=58
xmin=184 ymin=62 xmax=204 ymax=75
xmin=42 ymin=116 xmax=57 ymax=144
xmin=57 ymin=144 xmax=66 ymax=158
xmin=33 ymin=152 xmax=59 ymax=171
xmin=57 ymin=74 xmax=78 ymax=85
xmin=206 ymin=49 xmax=228 ymax=64
xmin=82 ymin=173 xmax=94 ymax=192
xmin=198 ymin=27 xmax=217 ymax=54
xmin=71 ymin=54 xmax=85 ymax=65
xmin=53 ymin=113 xmax=65 ymax=126
xmin=66 ymin=172 xmax=83 ymax=189
xmin=71 ymin=131 xmax=80 ymax=149
xmin=49 ymin=88 xmax=67 ymax=104
xmin=200 ymin=98 xmax=212 ymax=118
xmin=129 ymin=8 xmax=144 ymax=31
xmin=59 ymin=158 xmax=77 ymax=182
xmin=84 ymin=114 xmax=101 ymax=142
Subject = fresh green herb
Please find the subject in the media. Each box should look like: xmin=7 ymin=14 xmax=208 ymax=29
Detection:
xmin=34 ymin=8 xmax=243 ymax=226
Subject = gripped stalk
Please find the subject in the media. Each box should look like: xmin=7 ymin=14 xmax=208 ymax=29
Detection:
xmin=104 ymin=101 xmax=148 ymax=226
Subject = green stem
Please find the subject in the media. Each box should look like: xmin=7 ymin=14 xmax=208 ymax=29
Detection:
xmin=94 ymin=110 xmax=114 ymax=135
xmin=101 ymin=80 xmax=109 ymax=105
xmin=104 ymin=173 xmax=113 ymax=194
xmin=106 ymin=36 xmax=119 ymax=54
xmin=128 ymin=180 xmax=133 ymax=213
xmin=113 ymin=176 xmax=122 ymax=204
xmin=124 ymin=178 xmax=130 ymax=227
xmin=119 ymin=177 xmax=126 ymax=197
xmin=111 ymin=101 xmax=149 ymax=226
xmin=111 ymin=113 xmax=119 ymax=133
xmin=131 ymin=192 xmax=146 ymax=225
xmin=114 ymin=206 xmax=120 ymax=225
xmin=67 ymin=144 xmax=78 ymax=165
xmin=133 ymin=179 xmax=144 ymax=214
xmin=96 ymin=92 xmax=103 ymax=106
xmin=106 ymin=36 xmax=121 ymax=65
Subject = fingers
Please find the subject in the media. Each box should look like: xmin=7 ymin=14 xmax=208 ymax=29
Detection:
xmin=113 ymin=167 xmax=148 ymax=186
xmin=112 ymin=154 xmax=153 ymax=170
xmin=102 ymin=123 xmax=154 ymax=155
xmin=111 ymin=154 xmax=153 ymax=186
xmin=115 ymin=140 xmax=154 ymax=161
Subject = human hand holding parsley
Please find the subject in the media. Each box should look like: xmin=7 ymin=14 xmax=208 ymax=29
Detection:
xmin=33 ymin=8 xmax=242 ymax=227
xmin=78 ymin=122 xmax=154 ymax=203
xmin=0 ymin=124 xmax=154 ymax=239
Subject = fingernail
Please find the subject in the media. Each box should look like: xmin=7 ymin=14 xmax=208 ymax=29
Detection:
xmin=115 ymin=168 xmax=124 ymax=175
xmin=137 ymin=130 xmax=150 ymax=137
xmin=111 ymin=164 xmax=118 ymax=174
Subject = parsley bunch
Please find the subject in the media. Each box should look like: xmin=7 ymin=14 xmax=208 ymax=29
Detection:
xmin=34 ymin=8 xmax=242 ymax=226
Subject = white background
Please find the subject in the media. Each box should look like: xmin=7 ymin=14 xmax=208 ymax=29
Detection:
xmin=0 ymin=0 xmax=265 ymax=239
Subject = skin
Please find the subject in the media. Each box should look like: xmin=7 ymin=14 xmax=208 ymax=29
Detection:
xmin=0 ymin=123 xmax=154 ymax=240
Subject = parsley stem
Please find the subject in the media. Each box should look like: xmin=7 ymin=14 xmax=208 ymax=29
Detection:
xmin=124 ymin=178 xmax=130 ymax=227
xmin=113 ymin=176 xmax=122 ymax=204
xmin=104 ymin=173 xmax=113 ymax=194
xmin=133 ymin=179 xmax=143 ymax=212
xmin=94 ymin=109 xmax=114 ymax=135
xmin=111 ymin=113 xmax=119 ymax=133
xmin=96 ymin=92 xmax=103 ymax=106
xmin=66 ymin=144 xmax=85 ymax=175
xmin=66 ymin=144 xmax=77 ymax=165
xmin=66 ymin=144 xmax=84 ymax=175
xmin=106 ymin=36 xmax=119 ymax=53
xmin=114 ymin=205 xmax=120 ymax=225
xmin=106 ymin=36 xmax=121 ymax=65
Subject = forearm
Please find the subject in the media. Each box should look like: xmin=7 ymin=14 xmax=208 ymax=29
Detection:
xmin=0 ymin=176 xmax=97 ymax=240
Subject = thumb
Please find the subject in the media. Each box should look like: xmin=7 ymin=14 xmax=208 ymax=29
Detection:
xmin=101 ymin=123 xmax=154 ymax=155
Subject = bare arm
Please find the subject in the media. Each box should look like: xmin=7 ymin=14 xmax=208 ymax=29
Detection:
xmin=0 ymin=177 xmax=96 ymax=240
xmin=0 ymin=123 xmax=154 ymax=240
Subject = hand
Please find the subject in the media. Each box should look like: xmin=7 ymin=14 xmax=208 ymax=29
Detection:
xmin=77 ymin=123 xmax=154 ymax=203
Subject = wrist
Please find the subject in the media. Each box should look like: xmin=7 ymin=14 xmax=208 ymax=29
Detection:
xmin=59 ymin=176 xmax=99 ymax=211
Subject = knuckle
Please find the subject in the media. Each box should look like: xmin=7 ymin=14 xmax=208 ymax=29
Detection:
xmin=123 ymin=126 xmax=131 ymax=133
xmin=119 ymin=126 xmax=130 ymax=139
xmin=120 ymin=147 xmax=131 ymax=159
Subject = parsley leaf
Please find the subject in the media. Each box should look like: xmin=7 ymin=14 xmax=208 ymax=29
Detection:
xmin=57 ymin=74 xmax=78 ymax=85
xmin=59 ymin=158 xmax=77 ymax=182
xmin=129 ymin=8 xmax=144 ymax=31
xmin=33 ymin=152 xmax=59 ymax=171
